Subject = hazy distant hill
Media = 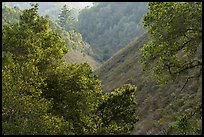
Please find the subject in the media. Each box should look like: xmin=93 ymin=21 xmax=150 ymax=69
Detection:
xmin=3 ymin=2 xmax=93 ymax=21
xmin=76 ymin=2 xmax=148 ymax=62
xmin=2 ymin=3 xmax=21 ymax=24
xmin=95 ymin=33 xmax=202 ymax=134
xmin=7 ymin=2 xmax=93 ymax=10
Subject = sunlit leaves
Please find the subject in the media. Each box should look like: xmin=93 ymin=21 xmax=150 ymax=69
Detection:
xmin=97 ymin=84 xmax=138 ymax=134
xmin=2 ymin=3 xmax=69 ymax=135
xmin=2 ymin=3 xmax=139 ymax=135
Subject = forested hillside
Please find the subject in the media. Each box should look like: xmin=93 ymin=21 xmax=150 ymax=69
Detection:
xmin=76 ymin=2 xmax=148 ymax=62
xmin=2 ymin=2 xmax=202 ymax=135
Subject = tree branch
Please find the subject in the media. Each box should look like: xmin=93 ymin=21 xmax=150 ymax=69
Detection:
xmin=180 ymin=70 xmax=202 ymax=92
xmin=172 ymin=60 xmax=202 ymax=75
xmin=180 ymin=78 xmax=189 ymax=92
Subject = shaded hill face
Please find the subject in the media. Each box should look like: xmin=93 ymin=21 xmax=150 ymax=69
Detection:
xmin=95 ymin=32 xmax=150 ymax=92
xmin=95 ymin=33 xmax=202 ymax=134
xmin=76 ymin=2 xmax=148 ymax=62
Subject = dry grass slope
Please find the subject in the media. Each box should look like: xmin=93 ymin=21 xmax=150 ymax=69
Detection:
xmin=95 ymin=32 xmax=202 ymax=135
xmin=65 ymin=49 xmax=101 ymax=70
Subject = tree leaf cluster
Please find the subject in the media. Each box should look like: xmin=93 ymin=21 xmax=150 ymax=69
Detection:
xmin=140 ymin=2 xmax=202 ymax=84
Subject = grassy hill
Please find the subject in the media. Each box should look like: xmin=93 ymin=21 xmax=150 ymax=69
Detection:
xmin=65 ymin=49 xmax=101 ymax=70
xmin=95 ymin=32 xmax=202 ymax=134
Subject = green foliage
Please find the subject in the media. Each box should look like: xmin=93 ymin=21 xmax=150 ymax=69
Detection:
xmin=2 ymin=2 xmax=92 ymax=68
xmin=139 ymin=3 xmax=202 ymax=134
xmin=140 ymin=2 xmax=202 ymax=84
xmin=163 ymin=110 xmax=202 ymax=135
xmin=2 ymin=4 xmax=69 ymax=135
xmin=96 ymin=84 xmax=138 ymax=134
xmin=76 ymin=2 xmax=148 ymax=62
xmin=3 ymin=3 xmax=68 ymax=76
xmin=175 ymin=114 xmax=188 ymax=135
xmin=42 ymin=62 xmax=104 ymax=134
xmin=2 ymin=4 xmax=138 ymax=135
xmin=58 ymin=4 xmax=76 ymax=32
xmin=45 ymin=9 xmax=88 ymax=55
xmin=2 ymin=51 xmax=65 ymax=135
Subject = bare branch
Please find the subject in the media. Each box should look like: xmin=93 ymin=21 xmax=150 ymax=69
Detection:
xmin=180 ymin=71 xmax=202 ymax=92
xmin=180 ymin=78 xmax=189 ymax=92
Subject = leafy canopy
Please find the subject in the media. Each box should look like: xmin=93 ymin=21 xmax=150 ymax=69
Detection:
xmin=96 ymin=84 xmax=138 ymax=135
xmin=140 ymin=2 xmax=202 ymax=84
xmin=2 ymin=3 xmax=138 ymax=135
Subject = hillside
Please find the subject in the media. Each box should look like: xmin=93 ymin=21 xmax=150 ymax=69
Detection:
xmin=95 ymin=32 xmax=202 ymax=134
xmin=65 ymin=49 xmax=101 ymax=70
xmin=76 ymin=2 xmax=148 ymax=62
xmin=95 ymin=32 xmax=149 ymax=92
xmin=2 ymin=2 xmax=202 ymax=135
